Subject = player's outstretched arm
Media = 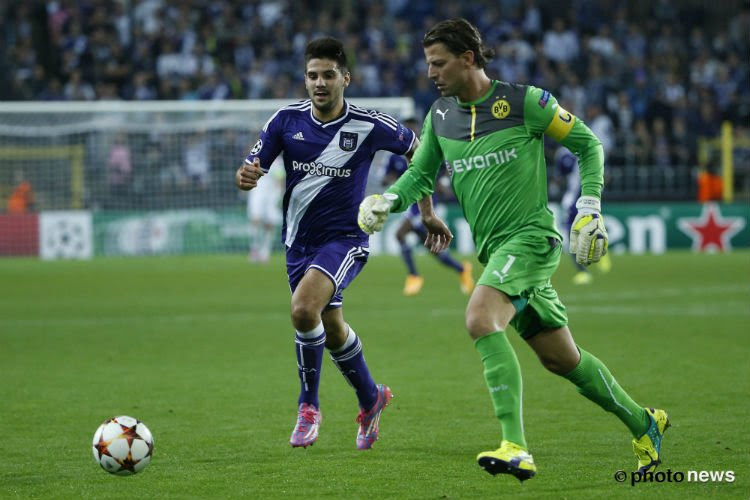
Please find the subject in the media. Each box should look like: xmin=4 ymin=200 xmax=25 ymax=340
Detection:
xmin=235 ymin=158 xmax=265 ymax=191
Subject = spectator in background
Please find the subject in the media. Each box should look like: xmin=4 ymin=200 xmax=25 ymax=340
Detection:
xmin=63 ymin=69 xmax=96 ymax=101
xmin=583 ymin=57 xmax=609 ymax=111
xmin=498 ymin=25 xmax=535 ymax=82
xmin=586 ymin=103 xmax=615 ymax=161
xmin=543 ymin=19 xmax=579 ymax=64
xmin=521 ymin=0 xmax=542 ymax=38
xmin=712 ymin=65 xmax=738 ymax=114
xmin=112 ymin=0 xmax=132 ymax=48
xmin=107 ymin=132 xmax=133 ymax=201
xmin=729 ymin=3 xmax=750 ymax=52
xmin=697 ymin=163 xmax=723 ymax=203
xmin=130 ymin=139 xmax=162 ymax=207
xmin=0 ymin=0 xmax=747 ymax=181
xmin=412 ymin=73 xmax=437 ymax=118
xmin=95 ymin=82 xmax=120 ymax=100
xmin=651 ymin=117 xmax=672 ymax=167
xmin=7 ymin=170 xmax=34 ymax=214
xmin=184 ymin=131 xmax=210 ymax=188
xmin=28 ymin=64 xmax=49 ymax=99
xmin=629 ymin=119 xmax=652 ymax=166
xmin=690 ymin=48 xmax=720 ymax=89
xmin=59 ymin=18 xmax=88 ymax=59
xmin=129 ymin=71 xmax=157 ymax=100
xmin=671 ymin=116 xmax=695 ymax=166
xmin=158 ymin=135 xmax=186 ymax=193
xmin=623 ymin=23 xmax=647 ymax=60
xmin=652 ymin=24 xmax=683 ymax=61
xmin=692 ymin=98 xmax=720 ymax=140
xmin=560 ymin=72 xmax=587 ymax=122
xmin=588 ymin=24 xmax=617 ymax=60
xmin=662 ymin=70 xmax=686 ymax=107
xmin=197 ymin=73 xmax=229 ymax=100
xmin=38 ymin=77 xmax=65 ymax=101
xmin=101 ymin=39 xmax=132 ymax=93
xmin=133 ymin=0 xmax=164 ymax=38
xmin=613 ymin=90 xmax=634 ymax=132
xmin=628 ymin=69 xmax=652 ymax=120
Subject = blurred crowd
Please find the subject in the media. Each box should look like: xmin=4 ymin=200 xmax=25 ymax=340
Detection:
xmin=1 ymin=0 xmax=749 ymax=170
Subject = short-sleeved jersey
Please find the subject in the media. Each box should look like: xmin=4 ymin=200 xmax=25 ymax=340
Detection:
xmin=246 ymin=100 xmax=415 ymax=251
xmin=386 ymin=80 xmax=603 ymax=265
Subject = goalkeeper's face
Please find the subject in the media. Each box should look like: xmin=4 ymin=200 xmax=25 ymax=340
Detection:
xmin=424 ymin=43 xmax=471 ymax=98
xmin=305 ymin=58 xmax=350 ymax=116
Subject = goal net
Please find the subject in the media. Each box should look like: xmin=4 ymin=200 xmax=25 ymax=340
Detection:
xmin=0 ymin=98 xmax=414 ymax=258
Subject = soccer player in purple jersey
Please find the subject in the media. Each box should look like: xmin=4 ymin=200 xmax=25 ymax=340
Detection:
xmin=235 ymin=37 xmax=447 ymax=450
xmin=383 ymin=118 xmax=475 ymax=296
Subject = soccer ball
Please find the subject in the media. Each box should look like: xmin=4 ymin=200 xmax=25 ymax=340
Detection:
xmin=92 ymin=416 xmax=154 ymax=475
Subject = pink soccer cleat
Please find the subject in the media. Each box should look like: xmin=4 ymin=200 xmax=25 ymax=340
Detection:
xmin=356 ymin=384 xmax=393 ymax=450
xmin=290 ymin=403 xmax=322 ymax=448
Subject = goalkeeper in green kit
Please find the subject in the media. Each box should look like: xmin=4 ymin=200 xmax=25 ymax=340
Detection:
xmin=358 ymin=18 xmax=669 ymax=481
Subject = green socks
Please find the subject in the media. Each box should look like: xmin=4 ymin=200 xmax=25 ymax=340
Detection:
xmin=564 ymin=348 xmax=649 ymax=437
xmin=474 ymin=334 xmax=649 ymax=445
xmin=475 ymin=331 xmax=526 ymax=449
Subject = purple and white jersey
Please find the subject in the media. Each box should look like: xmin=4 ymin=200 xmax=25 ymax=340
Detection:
xmin=245 ymin=99 xmax=415 ymax=251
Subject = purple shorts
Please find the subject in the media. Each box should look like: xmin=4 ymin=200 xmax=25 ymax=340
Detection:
xmin=286 ymin=239 xmax=370 ymax=309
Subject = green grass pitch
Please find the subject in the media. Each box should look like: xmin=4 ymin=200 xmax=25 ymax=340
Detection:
xmin=1 ymin=251 xmax=748 ymax=498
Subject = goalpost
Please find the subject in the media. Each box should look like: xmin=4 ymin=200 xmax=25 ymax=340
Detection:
xmin=0 ymin=98 xmax=414 ymax=258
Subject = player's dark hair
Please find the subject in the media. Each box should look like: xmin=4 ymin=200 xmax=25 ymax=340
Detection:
xmin=423 ymin=18 xmax=495 ymax=69
xmin=305 ymin=36 xmax=349 ymax=73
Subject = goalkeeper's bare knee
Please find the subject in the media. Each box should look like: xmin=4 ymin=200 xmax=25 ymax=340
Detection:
xmin=527 ymin=327 xmax=580 ymax=374
xmin=538 ymin=353 xmax=579 ymax=375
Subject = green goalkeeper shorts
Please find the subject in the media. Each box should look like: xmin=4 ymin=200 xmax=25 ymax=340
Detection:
xmin=476 ymin=233 xmax=568 ymax=339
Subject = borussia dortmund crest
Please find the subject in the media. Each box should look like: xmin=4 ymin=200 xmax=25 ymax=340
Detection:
xmin=492 ymin=99 xmax=511 ymax=119
xmin=339 ymin=132 xmax=358 ymax=151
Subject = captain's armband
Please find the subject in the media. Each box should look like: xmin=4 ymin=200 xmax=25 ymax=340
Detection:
xmin=544 ymin=105 xmax=576 ymax=142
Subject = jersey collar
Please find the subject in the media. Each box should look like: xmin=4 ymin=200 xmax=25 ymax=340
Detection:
xmin=456 ymin=80 xmax=498 ymax=107
xmin=309 ymin=100 xmax=350 ymax=128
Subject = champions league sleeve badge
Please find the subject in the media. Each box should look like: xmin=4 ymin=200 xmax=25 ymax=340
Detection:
xmin=339 ymin=132 xmax=358 ymax=152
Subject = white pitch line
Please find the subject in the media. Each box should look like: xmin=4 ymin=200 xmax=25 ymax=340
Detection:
xmin=566 ymin=304 xmax=750 ymax=317
xmin=2 ymin=286 xmax=747 ymax=329
xmin=562 ymin=284 xmax=749 ymax=302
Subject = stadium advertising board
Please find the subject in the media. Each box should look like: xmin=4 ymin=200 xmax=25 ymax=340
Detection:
xmin=0 ymin=203 xmax=747 ymax=258
xmin=0 ymin=210 xmax=93 ymax=258
xmin=376 ymin=202 xmax=749 ymax=256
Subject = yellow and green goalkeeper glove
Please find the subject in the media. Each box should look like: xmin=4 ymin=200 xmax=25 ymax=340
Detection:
xmin=569 ymin=195 xmax=608 ymax=266
xmin=358 ymin=193 xmax=396 ymax=234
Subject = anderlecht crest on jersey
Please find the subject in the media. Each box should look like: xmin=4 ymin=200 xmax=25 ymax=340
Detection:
xmin=339 ymin=132 xmax=358 ymax=151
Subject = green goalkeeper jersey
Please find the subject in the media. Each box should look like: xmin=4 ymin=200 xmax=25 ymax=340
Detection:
xmin=386 ymin=80 xmax=604 ymax=265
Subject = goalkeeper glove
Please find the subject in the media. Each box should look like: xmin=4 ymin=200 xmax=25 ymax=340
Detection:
xmin=358 ymin=193 xmax=396 ymax=234
xmin=569 ymin=195 xmax=608 ymax=266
